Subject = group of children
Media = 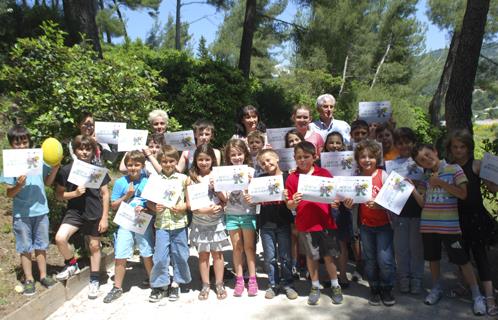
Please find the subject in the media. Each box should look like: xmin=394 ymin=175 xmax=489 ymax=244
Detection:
xmin=2 ymin=98 xmax=497 ymax=317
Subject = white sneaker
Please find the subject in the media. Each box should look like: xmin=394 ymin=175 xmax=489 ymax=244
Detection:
xmin=88 ymin=280 xmax=99 ymax=299
xmin=56 ymin=263 xmax=80 ymax=281
xmin=473 ymin=295 xmax=486 ymax=316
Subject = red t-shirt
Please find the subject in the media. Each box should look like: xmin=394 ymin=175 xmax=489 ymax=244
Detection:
xmin=285 ymin=165 xmax=337 ymax=232
xmin=359 ymin=169 xmax=389 ymax=227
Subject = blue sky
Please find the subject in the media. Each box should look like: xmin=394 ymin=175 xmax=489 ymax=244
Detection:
xmin=122 ymin=0 xmax=449 ymax=56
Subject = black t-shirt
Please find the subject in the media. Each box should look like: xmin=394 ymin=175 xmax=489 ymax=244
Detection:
xmin=399 ymin=194 xmax=422 ymax=218
xmin=56 ymin=162 xmax=111 ymax=220
xmin=257 ymin=172 xmax=294 ymax=228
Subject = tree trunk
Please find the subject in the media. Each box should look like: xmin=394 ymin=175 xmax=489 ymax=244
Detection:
xmin=428 ymin=30 xmax=460 ymax=127
xmin=238 ymin=0 xmax=257 ymax=78
xmin=113 ymin=0 xmax=128 ymax=42
xmin=63 ymin=0 xmax=102 ymax=58
xmin=175 ymin=0 xmax=181 ymax=50
xmin=444 ymin=0 xmax=490 ymax=135
xmin=339 ymin=54 xmax=348 ymax=97
xmin=98 ymin=0 xmax=112 ymax=44
xmin=370 ymin=38 xmax=391 ymax=90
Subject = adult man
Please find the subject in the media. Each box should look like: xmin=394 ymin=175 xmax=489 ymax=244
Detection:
xmin=309 ymin=94 xmax=351 ymax=146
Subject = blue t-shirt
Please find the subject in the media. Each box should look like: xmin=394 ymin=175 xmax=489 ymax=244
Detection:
xmin=2 ymin=164 xmax=51 ymax=218
xmin=111 ymin=173 xmax=148 ymax=208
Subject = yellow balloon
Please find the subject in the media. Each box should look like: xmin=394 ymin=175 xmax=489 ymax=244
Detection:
xmin=42 ymin=137 xmax=63 ymax=166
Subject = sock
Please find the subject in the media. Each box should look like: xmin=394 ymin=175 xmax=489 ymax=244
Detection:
xmin=330 ymin=279 xmax=339 ymax=288
xmin=90 ymin=272 xmax=99 ymax=283
xmin=470 ymin=284 xmax=481 ymax=300
xmin=311 ymin=280 xmax=320 ymax=288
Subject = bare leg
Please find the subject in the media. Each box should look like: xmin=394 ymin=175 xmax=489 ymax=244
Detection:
xmin=229 ymin=229 xmax=244 ymax=277
xmin=20 ymin=253 xmax=34 ymax=281
xmin=198 ymin=252 xmax=211 ymax=284
xmin=429 ymin=260 xmax=441 ymax=286
xmin=113 ymin=259 xmax=127 ymax=288
xmin=55 ymin=224 xmax=79 ymax=260
xmin=323 ymin=256 xmax=338 ymax=281
xmin=142 ymin=256 xmax=153 ymax=277
xmin=88 ymin=236 xmax=101 ymax=273
xmin=212 ymin=251 xmax=225 ymax=284
xmin=306 ymin=257 xmax=320 ymax=282
xmin=242 ymin=229 xmax=256 ymax=276
xmin=34 ymin=250 xmax=47 ymax=279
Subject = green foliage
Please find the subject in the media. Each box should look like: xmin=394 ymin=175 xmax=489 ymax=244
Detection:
xmin=96 ymin=7 xmax=126 ymax=39
xmin=145 ymin=14 xmax=193 ymax=52
xmin=479 ymin=133 xmax=498 ymax=216
xmin=0 ymin=22 xmax=167 ymax=146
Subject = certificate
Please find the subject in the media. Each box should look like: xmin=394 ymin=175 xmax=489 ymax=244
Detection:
xmin=297 ymin=174 xmax=336 ymax=204
xmin=2 ymin=149 xmax=43 ymax=177
xmin=334 ymin=176 xmax=372 ymax=203
xmin=113 ymin=202 xmax=152 ymax=235
xmin=385 ymin=158 xmax=423 ymax=180
xmin=266 ymin=127 xmax=294 ymax=149
xmin=358 ymin=101 xmax=392 ymax=124
xmin=213 ymin=165 xmax=249 ymax=192
xmin=67 ymin=159 xmax=108 ymax=189
xmin=374 ymin=171 xmax=414 ymax=215
xmin=480 ymin=152 xmax=498 ymax=185
xmin=275 ymin=148 xmax=296 ymax=172
xmin=187 ymin=183 xmax=212 ymax=211
xmin=248 ymin=175 xmax=284 ymax=203
xmin=117 ymin=129 xmax=148 ymax=152
xmin=320 ymin=151 xmax=357 ymax=176
xmin=94 ymin=122 xmax=126 ymax=145
xmin=164 ymin=130 xmax=196 ymax=151
xmin=141 ymin=175 xmax=183 ymax=208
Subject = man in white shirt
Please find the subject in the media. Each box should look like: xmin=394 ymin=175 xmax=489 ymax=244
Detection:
xmin=309 ymin=94 xmax=351 ymax=146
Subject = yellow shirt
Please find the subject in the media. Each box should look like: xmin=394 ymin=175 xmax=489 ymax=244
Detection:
xmin=154 ymin=172 xmax=189 ymax=230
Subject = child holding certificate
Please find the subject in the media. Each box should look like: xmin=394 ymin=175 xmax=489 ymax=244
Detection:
xmin=223 ymin=139 xmax=259 ymax=297
xmin=354 ymin=139 xmax=395 ymax=306
xmin=104 ymin=151 xmax=153 ymax=303
xmin=188 ymin=144 xmax=230 ymax=300
xmin=251 ymin=149 xmax=297 ymax=300
xmin=148 ymin=145 xmax=191 ymax=303
xmin=2 ymin=125 xmax=60 ymax=295
xmin=54 ymin=135 xmax=111 ymax=300
xmin=285 ymin=141 xmax=343 ymax=306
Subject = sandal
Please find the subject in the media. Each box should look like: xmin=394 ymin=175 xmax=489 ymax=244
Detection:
xmin=486 ymin=296 xmax=498 ymax=316
xmin=215 ymin=283 xmax=227 ymax=300
xmin=198 ymin=283 xmax=210 ymax=301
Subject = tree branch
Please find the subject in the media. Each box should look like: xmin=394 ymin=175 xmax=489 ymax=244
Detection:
xmin=181 ymin=1 xmax=209 ymax=7
xmin=370 ymin=37 xmax=392 ymax=90
xmin=480 ymin=53 xmax=498 ymax=67
xmin=259 ymin=13 xmax=306 ymax=31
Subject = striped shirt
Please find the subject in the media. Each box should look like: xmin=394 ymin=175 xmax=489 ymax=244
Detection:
xmin=419 ymin=160 xmax=467 ymax=234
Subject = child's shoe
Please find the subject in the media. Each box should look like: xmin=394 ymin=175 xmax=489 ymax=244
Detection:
xmin=247 ymin=276 xmax=258 ymax=296
xmin=88 ymin=280 xmax=99 ymax=299
xmin=265 ymin=287 xmax=277 ymax=299
xmin=56 ymin=263 xmax=80 ymax=281
xmin=103 ymin=286 xmax=123 ymax=303
xmin=473 ymin=295 xmax=486 ymax=316
xmin=40 ymin=277 xmax=57 ymax=289
xmin=23 ymin=280 xmax=36 ymax=296
xmin=368 ymin=287 xmax=381 ymax=306
xmin=149 ymin=287 xmax=167 ymax=303
xmin=307 ymin=286 xmax=320 ymax=305
xmin=233 ymin=276 xmax=245 ymax=297
xmin=330 ymin=286 xmax=343 ymax=304
xmin=283 ymin=286 xmax=298 ymax=300
xmin=169 ymin=285 xmax=180 ymax=302
xmin=424 ymin=287 xmax=443 ymax=305
xmin=380 ymin=287 xmax=395 ymax=306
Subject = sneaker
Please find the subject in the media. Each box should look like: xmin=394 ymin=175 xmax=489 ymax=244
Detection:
xmin=352 ymin=270 xmax=362 ymax=282
xmin=233 ymin=276 xmax=244 ymax=297
xmin=56 ymin=263 xmax=80 ymax=281
xmin=283 ymin=286 xmax=298 ymax=300
xmin=247 ymin=277 xmax=258 ymax=296
xmin=149 ymin=287 xmax=167 ymax=303
xmin=424 ymin=287 xmax=443 ymax=305
xmin=381 ymin=287 xmax=396 ymax=306
xmin=23 ymin=280 xmax=36 ymax=296
xmin=265 ymin=287 xmax=277 ymax=299
xmin=88 ymin=280 xmax=99 ymax=299
xmin=410 ymin=278 xmax=423 ymax=295
xmin=307 ymin=286 xmax=320 ymax=305
xmin=369 ymin=288 xmax=381 ymax=306
xmin=399 ymin=278 xmax=410 ymax=294
xmin=331 ymin=286 xmax=344 ymax=304
xmin=40 ymin=277 xmax=57 ymax=289
xmin=169 ymin=285 xmax=180 ymax=302
xmin=103 ymin=286 xmax=123 ymax=303
xmin=473 ymin=296 xmax=486 ymax=316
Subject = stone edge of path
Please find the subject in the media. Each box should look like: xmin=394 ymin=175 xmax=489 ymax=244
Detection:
xmin=4 ymin=249 xmax=114 ymax=320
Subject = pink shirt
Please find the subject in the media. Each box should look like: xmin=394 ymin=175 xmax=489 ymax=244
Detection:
xmin=305 ymin=131 xmax=324 ymax=153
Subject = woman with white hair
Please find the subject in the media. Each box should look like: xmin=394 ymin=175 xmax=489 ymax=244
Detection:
xmin=148 ymin=109 xmax=169 ymax=134
xmin=309 ymin=94 xmax=351 ymax=146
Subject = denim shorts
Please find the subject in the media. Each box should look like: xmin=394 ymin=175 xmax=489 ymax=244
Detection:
xmin=225 ymin=214 xmax=256 ymax=231
xmin=13 ymin=215 xmax=49 ymax=253
xmin=114 ymin=222 xmax=154 ymax=259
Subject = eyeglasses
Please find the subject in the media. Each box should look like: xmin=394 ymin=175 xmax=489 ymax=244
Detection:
xmin=82 ymin=123 xmax=94 ymax=128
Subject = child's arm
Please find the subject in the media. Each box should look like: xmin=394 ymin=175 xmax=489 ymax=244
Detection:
xmin=428 ymin=173 xmax=467 ymax=200
xmin=6 ymin=175 xmax=27 ymax=198
xmin=143 ymin=148 xmax=162 ymax=174
xmin=55 ymin=183 xmax=86 ymax=201
xmin=286 ymin=191 xmax=302 ymax=210
xmin=44 ymin=165 xmax=60 ymax=186
xmin=111 ymin=182 xmax=134 ymax=210
xmin=118 ymin=152 xmax=129 ymax=174
xmin=99 ymin=185 xmax=110 ymax=233
xmin=176 ymin=151 xmax=188 ymax=173
xmin=214 ymin=149 xmax=222 ymax=166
